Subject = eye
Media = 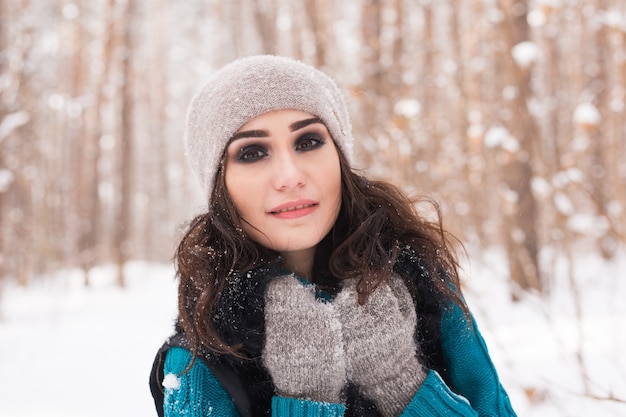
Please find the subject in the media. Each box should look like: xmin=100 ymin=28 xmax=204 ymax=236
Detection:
xmin=296 ymin=133 xmax=325 ymax=152
xmin=236 ymin=144 xmax=267 ymax=162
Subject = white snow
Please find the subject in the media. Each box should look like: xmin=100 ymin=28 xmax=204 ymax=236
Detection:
xmin=0 ymin=262 xmax=178 ymax=417
xmin=552 ymin=168 xmax=584 ymax=188
xmin=0 ymin=169 xmax=15 ymax=193
xmin=527 ymin=10 xmax=547 ymax=28
xmin=62 ymin=4 xmax=80 ymax=20
xmin=536 ymin=0 xmax=563 ymax=8
xmin=394 ymin=98 xmax=421 ymax=118
xmin=484 ymin=126 xmax=520 ymax=153
xmin=554 ymin=191 xmax=574 ymax=215
xmin=462 ymin=247 xmax=626 ymax=416
xmin=567 ymin=214 xmax=610 ymax=236
xmin=530 ymin=176 xmax=551 ymax=199
xmin=512 ymin=41 xmax=540 ymax=68
xmin=0 ymin=111 xmax=30 ymax=142
xmin=162 ymin=373 xmax=180 ymax=390
xmin=0 ymin=251 xmax=625 ymax=417
xmin=602 ymin=9 xmax=626 ymax=31
xmin=573 ymin=102 xmax=601 ymax=127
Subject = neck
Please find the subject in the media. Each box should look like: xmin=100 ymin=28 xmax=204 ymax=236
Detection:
xmin=281 ymin=248 xmax=315 ymax=281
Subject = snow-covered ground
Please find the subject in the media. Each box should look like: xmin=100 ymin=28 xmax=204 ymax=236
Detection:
xmin=0 ymin=263 xmax=178 ymax=417
xmin=0 ymin=249 xmax=624 ymax=416
xmin=463 ymin=247 xmax=626 ymax=416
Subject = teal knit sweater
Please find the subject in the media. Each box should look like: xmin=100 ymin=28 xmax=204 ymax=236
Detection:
xmin=162 ymin=304 xmax=516 ymax=416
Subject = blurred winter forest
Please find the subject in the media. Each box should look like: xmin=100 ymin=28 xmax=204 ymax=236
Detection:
xmin=1 ymin=0 xmax=625 ymax=296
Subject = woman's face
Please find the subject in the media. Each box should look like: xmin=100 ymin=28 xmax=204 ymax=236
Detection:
xmin=224 ymin=109 xmax=342 ymax=271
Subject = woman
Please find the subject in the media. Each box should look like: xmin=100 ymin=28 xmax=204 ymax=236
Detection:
xmin=149 ymin=55 xmax=517 ymax=417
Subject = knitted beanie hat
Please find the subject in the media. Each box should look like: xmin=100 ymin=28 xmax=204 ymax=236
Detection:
xmin=183 ymin=55 xmax=354 ymax=202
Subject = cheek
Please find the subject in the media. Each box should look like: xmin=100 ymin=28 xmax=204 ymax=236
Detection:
xmin=225 ymin=167 xmax=252 ymax=216
xmin=319 ymin=153 xmax=343 ymax=213
xmin=225 ymin=165 xmax=270 ymax=228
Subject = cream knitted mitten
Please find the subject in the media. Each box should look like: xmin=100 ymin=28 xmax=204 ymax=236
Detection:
xmin=263 ymin=275 xmax=346 ymax=403
xmin=335 ymin=274 xmax=426 ymax=417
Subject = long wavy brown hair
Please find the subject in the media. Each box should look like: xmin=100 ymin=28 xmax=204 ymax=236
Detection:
xmin=175 ymin=146 xmax=468 ymax=359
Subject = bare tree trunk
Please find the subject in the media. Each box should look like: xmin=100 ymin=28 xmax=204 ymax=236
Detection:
xmin=586 ymin=0 xmax=615 ymax=258
xmin=222 ymin=0 xmax=244 ymax=60
xmin=68 ymin=0 xmax=97 ymax=284
xmin=496 ymin=0 xmax=542 ymax=295
xmin=79 ymin=12 xmax=105 ymax=286
xmin=382 ymin=0 xmax=408 ymax=185
xmin=612 ymin=20 xmax=626 ymax=243
xmin=358 ymin=0 xmax=383 ymax=172
xmin=287 ymin=0 xmax=304 ymax=60
xmin=305 ymin=0 xmax=330 ymax=68
xmin=254 ymin=0 xmax=277 ymax=54
xmin=448 ymin=2 xmax=477 ymax=239
xmin=114 ymin=0 xmax=136 ymax=288
xmin=1 ymin=0 xmax=36 ymax=287
xmin=417 ymin=3 xmax=438 ymax=183
xmin=143 ymin=0 xmax=170 ymax=261
xmin=0 ymin=0 xmax=7 ymax=283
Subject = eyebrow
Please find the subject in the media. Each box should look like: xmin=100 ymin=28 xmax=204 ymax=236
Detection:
xmin=229 ymin=117 xmax=323 ymax=141
xmin=290 ymin=117 xmax=323 ymax=131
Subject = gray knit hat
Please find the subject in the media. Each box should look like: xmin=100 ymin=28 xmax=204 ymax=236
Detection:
xmin=184 ymin=55 xmax=354 ymax=202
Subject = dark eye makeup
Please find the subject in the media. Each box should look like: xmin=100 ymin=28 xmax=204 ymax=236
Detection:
xmin=236 ymin=144 xmax=267 ymax=162
xmin=232 ymin=132 xmax=327 ymax=163
xmin=295 ymin=133 xmax=326 ymax=151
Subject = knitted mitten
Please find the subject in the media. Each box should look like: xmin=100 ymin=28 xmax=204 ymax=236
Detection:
xmin=335 ymin=274 xmax=427 ymax=417
xmin=263 ymin=275 xmax=346 ymax=403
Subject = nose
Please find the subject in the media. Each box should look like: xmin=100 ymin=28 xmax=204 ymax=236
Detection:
xmin=272 ymin=150 xmax=305 ymax=190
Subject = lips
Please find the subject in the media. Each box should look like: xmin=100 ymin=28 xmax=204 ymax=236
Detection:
xmin=269 ymin=203 xmax=316 ymax=214
xmin=268 ymin=200 xmax=319 ymax=218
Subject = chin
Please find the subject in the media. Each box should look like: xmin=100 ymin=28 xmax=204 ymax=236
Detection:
xmin=264 ymin=235 xmax=323 ymax=253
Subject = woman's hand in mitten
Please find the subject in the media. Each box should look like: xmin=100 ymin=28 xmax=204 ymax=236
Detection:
xmin=263 ymin=275 xmax=346 ymax=404
xmin=334 ymin=274 xmax=426 ymax=417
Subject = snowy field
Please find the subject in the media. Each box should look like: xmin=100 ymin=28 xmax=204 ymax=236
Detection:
xmin=0 ymin=249 xmax=625 ymax=417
